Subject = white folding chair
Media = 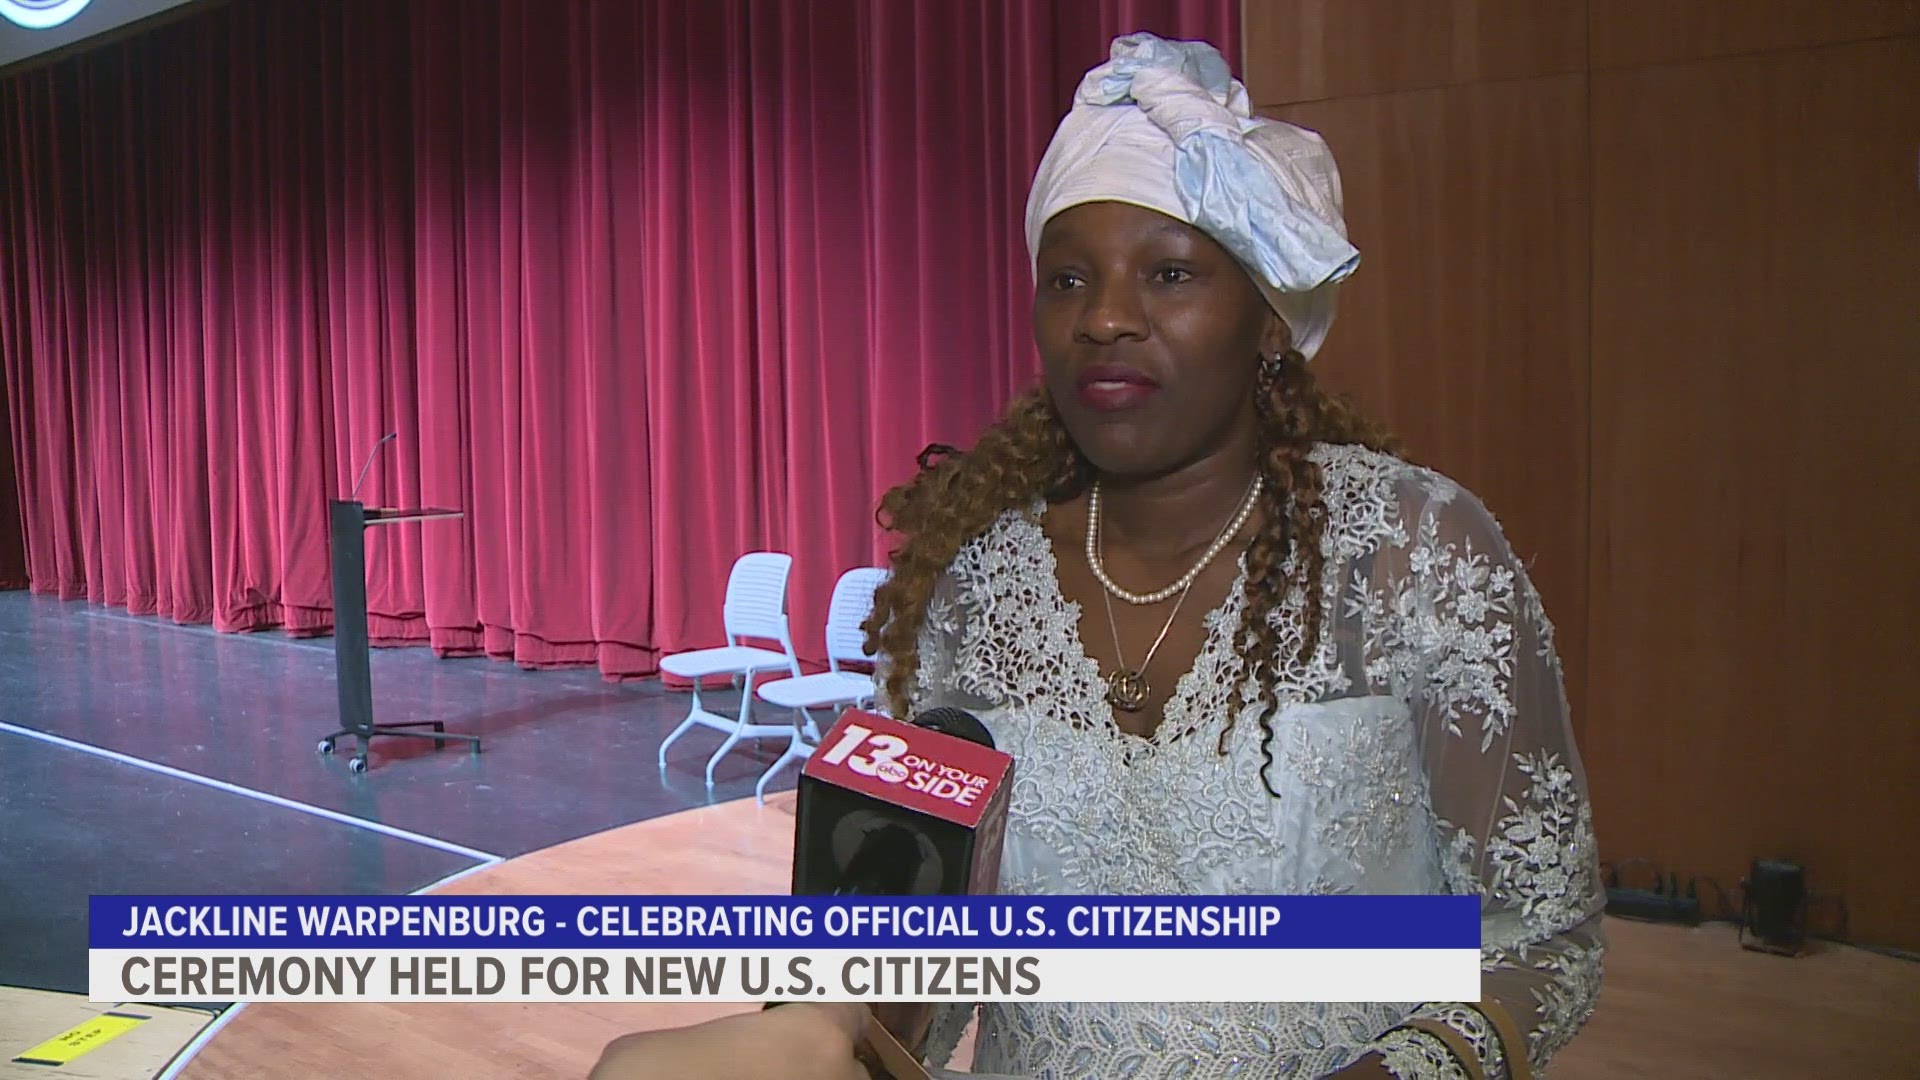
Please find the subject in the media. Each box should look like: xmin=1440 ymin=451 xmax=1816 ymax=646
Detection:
xmin=657 ymin=552 xmax=804 ymax=785
xmin=751 ymin=567 xmax=887 ymax=803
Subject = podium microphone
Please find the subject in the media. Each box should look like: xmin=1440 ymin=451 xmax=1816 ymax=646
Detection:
xmin=350 ymin=431 xmax=399 ymax=500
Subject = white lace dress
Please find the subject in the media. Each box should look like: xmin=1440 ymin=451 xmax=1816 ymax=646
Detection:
xmin=898 ymin=445 xmax=1606 ymax=1080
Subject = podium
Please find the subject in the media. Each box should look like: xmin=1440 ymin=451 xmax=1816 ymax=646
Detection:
xmin=319 ymin=499 xmax=480 ymax=774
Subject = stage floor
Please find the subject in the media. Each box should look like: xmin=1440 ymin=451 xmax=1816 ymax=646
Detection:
xmin=0 ymin=589 xmax=803 ymax=995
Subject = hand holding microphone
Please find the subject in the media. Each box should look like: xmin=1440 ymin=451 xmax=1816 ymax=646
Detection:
xmin=591 ymin=706 xmax=1013 ymax=1080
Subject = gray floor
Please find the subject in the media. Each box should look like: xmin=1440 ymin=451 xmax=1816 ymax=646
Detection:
xmin=0 ymin=588 xmax=806 ymax=994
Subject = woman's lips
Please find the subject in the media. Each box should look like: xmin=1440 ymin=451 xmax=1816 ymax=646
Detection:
xmin=1075 ymin=365 xmax=1160 ymax=412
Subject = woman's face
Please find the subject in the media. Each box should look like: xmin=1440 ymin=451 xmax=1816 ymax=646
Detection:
xmin=1032 ymin=201 xmax=1287 ymax=481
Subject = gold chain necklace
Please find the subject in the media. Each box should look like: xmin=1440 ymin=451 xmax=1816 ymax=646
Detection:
xmin=1091 ymin=477 xmax=1259 ymax=713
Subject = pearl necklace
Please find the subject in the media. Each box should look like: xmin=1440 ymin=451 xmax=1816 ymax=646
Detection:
xmin=1085 ymin=474 xmax=1263 ymax=606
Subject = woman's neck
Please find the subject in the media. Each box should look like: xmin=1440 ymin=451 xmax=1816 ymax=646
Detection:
xmin=1095 ymin=451 xmax=1262 ymax=566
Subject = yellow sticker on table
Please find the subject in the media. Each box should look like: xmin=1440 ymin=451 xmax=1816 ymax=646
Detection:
xmin=11 ymin=1010 xmax=149 ymax=1066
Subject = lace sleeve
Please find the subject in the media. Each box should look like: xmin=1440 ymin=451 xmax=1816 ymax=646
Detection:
xmin=1362 ymin=476 xmax=1607 ymax=1078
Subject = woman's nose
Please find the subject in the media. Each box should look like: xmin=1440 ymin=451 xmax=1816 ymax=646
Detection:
xmin=1076 ymin=277 xmax=1148 ymax=344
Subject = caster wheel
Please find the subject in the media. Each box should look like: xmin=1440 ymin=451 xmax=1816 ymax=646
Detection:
xmin=318 ymin=738 xmax=335 ymax=754
xmin=348 ymin=756 xmax=368 ymax=774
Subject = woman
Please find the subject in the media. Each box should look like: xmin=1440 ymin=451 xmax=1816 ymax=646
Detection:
xmin=591 ymin=31 xmax=1604 ymax=1080
xmin=857 ymin=33 xmax=1606 ymax=1080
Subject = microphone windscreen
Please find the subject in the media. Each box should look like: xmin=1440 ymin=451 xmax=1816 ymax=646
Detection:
xmin=912 ymin=706 xmax=995 ymax=750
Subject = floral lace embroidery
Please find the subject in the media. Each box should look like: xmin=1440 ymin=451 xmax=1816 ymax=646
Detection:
xmin=1527 ymin=938 xmax=1605 ymax=1063
xmin=1290 ymin=714 xmax=1419 ymax=872
xmin=1418 ymin=520 xmax=1519 ymax=751
xmin=916 ymin=589 xmax=961 ymax=697
xmin=1314 ymin=443 xmax=1412 ymax=561
xmin=1348 ymin=507 xmax=1518 ymax=751
xmin=1438 ymin=825 xmax=1481 ymax=897
xmin=974 ymin=998 xmax=1438 ymax=1080
xmin=1485 ymin=749 xmax=1599 ymax=937
xmin=1514 ymin=560 xmax=1561 ymax=665
xmin=1374 ymin=1028 xmax=1470 ymax=1080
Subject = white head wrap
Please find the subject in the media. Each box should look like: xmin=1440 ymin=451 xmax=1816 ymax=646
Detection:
xmin=1026 ymin=33 xmax=1359 ymax=360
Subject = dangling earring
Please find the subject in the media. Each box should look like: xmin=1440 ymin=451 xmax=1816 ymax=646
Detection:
xmin=1257 ymin=350 xmax=1286 ymax=392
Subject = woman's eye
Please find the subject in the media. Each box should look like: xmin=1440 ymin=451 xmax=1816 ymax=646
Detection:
xmin=1046 ymin=271 xmax=1085 ymax=292
xmin=1152 ymin=265 xmax=1194 ymax=285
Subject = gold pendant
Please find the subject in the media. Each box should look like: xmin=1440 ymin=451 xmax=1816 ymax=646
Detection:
xmin=1106 ymin=669 xmax=1150 ymax=713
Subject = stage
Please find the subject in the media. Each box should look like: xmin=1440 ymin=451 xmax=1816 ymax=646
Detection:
xmin=0 ymin=589 xmax=803 ymax=997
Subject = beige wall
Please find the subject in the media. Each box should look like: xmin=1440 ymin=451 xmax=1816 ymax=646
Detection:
xmin=1243 ymin=0 xmax=1920 ymax=947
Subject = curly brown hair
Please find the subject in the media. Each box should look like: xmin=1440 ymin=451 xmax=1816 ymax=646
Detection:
xmin=862 ymin=349 xmax=1397 ymax=795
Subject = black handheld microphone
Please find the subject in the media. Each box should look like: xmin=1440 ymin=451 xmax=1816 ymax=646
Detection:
xmin=792 ymin=706 xmax=1013 ymax=898
xmin=784 ymin=706 xmax=1013 ymax=1068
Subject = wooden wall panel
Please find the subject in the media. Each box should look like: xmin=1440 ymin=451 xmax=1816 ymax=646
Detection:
xmin=1245 ymin=0 xmax=1585 ymax=104
xmin=1241 ymin=0 xmax=1920 ymax=949
xmin=1590 ymin=0 xmax=1920 ymax=71
xmin=1587 ymin=38 xmax=1920 ymax=946
xmin=1264 ymin=76 xmax=1591 ymax=739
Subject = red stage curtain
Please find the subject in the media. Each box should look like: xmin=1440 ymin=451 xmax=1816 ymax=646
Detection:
xmin=0 ymin=0 xmax=1237 ymax=674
